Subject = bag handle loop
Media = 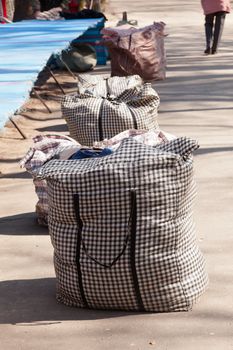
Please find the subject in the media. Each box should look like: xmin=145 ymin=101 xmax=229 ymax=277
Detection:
xmin=74 ymin=190 xmax=136 ymax=269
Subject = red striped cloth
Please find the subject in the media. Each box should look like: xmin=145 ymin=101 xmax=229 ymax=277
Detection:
xmin=2 ymin=0 xmax=7 ymax=17
xmin=0 ymin=0 xmax=7 ymax=22
xmin=0 ymin=0 xmax=15 ymax=22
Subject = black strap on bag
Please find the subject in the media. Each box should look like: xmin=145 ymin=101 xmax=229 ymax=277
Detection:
xmin=74 ymin=195 xmax=88 ymax=308
xmin=98 ymin=96 xmax=138 ymax=141
xmin=129 ymin=190 xmax=144 ymax=311
xmin=104 ymin=77 xmax=111 ymax=98
xmin=128 ymin=108 xmax=138 ymax=129
xmin=98 ymin=98 xmax=105 ymax=141
xmin=74 ymin=191 xmax=135 ymax=269
xmin=73 ymin=190 xmax=145 ymax=310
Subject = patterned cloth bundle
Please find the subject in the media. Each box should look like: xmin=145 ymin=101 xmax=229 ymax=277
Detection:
xmin=20 ymin=130 xmax=174 ymax=226
xmin=20 ymin=134 xmax=79 ymax=226
xmin=62 ymin=82 xmax=160 ymax=146
xmin=35 ymin=137 xmax=208 ymax=312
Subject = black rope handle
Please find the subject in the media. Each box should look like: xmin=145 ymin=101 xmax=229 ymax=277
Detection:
xmin=98 ymin=98 xmax=105 ymax=141
xmin=104 ymin=77 xmax=111 ymax=98
xmin=74 ymin=190 xmax=136 ymax=269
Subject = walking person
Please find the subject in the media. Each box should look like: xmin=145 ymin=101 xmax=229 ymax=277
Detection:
xmin=201 ymin=0 xmax=231 ymax=55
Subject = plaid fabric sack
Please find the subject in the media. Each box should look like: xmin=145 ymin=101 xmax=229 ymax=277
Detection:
xmin=62 ymin=83 xmax=160 ymax=146
xmin=36 ymin=137 xmax=208 ymax=312
xmin=77 ymin=74 xmax=143 ymax=97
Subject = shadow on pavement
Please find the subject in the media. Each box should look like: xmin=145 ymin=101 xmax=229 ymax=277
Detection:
xmin=36 ymin=123 xmax=68 ymax=133
xmin=0 ymin=158 xmax=23 ymax=163
xmin=160 ymin=107 xmax=233 ymax=114
xmin=195 ymin=146 xmax=233 ymax=155
xmin=0 ymin=278 xmax=133 ymax=324
xmin=0 ymin=277 xmax=232 ymax=326
xmin=0 ymin=171 xmax=32 ymax=179
xmin=0 ymin=213 xmax=48 ymax=236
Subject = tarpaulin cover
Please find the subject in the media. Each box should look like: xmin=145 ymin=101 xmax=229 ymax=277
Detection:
xmin=0 ymin=18 xmax=104 ymax=129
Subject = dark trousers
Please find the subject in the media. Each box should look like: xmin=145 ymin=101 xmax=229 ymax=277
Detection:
xmin=39 ymin=0 xmax=63 ymax=11
xmin=205 ymin=11 xmax=226 ymax=52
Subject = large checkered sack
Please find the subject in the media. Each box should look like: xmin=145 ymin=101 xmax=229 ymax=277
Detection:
xmin=62 ymin=83 xmax=160 ymax=146
xmin=36 ymin=137 xmax=208 ymax=312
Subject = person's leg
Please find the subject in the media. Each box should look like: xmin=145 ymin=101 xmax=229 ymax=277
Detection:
xmin=204 ymin=14 xmax=214 ymax=54
xmin=212 ymin=12 xmax=226 ymax=54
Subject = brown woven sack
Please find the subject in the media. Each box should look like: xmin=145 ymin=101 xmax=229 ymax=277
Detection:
xmin=102 ymin=23 xmax=166 ymax=82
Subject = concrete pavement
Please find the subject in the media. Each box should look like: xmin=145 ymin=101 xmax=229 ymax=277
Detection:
xmin=0 ymin=1 xmax=233 ymax=349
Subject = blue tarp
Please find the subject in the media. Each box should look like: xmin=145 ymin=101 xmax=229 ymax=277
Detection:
xmin=0 ymin=18 xmax=104 ymax=129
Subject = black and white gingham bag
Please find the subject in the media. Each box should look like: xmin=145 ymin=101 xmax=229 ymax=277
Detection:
xmin=37 ymin=137 xmax=208 ymax=312
xmin=62 ymin=83 xmax=160 ymax=146
xmin=77 ymin=74 xmax=144 ymax=97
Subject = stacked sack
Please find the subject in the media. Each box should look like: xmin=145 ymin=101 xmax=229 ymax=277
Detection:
xmin=21 ymin=129 xmax=173 ymax=226
xmin=22 ymin=73 xmax=208 ymax=312
xmin=62 ymin=75 xmax=160 ymax=146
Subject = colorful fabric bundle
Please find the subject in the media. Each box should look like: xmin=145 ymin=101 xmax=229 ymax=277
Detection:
xmin=20 ymin=130 xmax=174 ymax=225
xmin=20 ymin=134 xmax=79 ymax=226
